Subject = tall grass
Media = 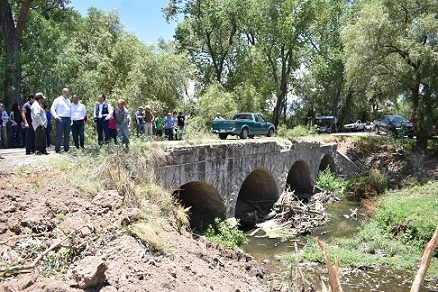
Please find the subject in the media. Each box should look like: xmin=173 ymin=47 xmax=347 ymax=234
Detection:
xmin=300 ymin=181 xmax=438 ymax=277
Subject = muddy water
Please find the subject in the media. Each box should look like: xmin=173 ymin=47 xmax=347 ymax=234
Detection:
xmin=242 ymin=199 xmax=438 ymax=292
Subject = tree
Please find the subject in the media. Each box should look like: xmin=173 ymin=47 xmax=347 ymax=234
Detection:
xmin=243 ymin=0 xmax=315 ymax=127
xmin=164 ymin=0 xmax=242 ymax=86
xmin=0 ymin=0 xmax=69 ymax=106
xmin=342 ymin=0 xmax=438 ymax=150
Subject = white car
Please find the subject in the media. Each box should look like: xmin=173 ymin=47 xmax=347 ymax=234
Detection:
xmin=365 ymin=122 xmax=375 ymax=131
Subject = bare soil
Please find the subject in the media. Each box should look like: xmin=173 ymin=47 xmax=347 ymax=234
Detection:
xmin=0 ymin=155 xmax=268 ymax=292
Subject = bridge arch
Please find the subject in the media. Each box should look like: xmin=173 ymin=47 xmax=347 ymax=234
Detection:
xmin=173 ymin=181 xmax=226 ymax=230
xmin=286 ymin=160 xmax=313 ymax=199
xmin=319 ymin=154 xmax=336 ymax=173
xmin=235 ymin=168 xmax=279 ymax=228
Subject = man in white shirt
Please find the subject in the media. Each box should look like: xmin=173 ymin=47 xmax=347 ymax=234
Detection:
xmin=70 ymin=94 xmax=87 ymax=149
xmin=31 ymin=93 xmax=48 ymax=155
xmin=51 ymin=88 xmax=71 ymax=153
xmin=93 ymin=93 xmax=113 ymax=145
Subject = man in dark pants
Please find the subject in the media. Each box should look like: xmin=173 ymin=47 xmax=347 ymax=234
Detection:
xmin=21 ymin=94 xmax=36 ymax=155
xmin=70 ymin=94 xmax=87 ymax=148
xmin=31 ymin=93 xmax=49 ymax=155
xmin=93 ymin=93 xmax=113 ymax=145
xmin=51 ymin=88 xmax=72 ymax=153
xmin=44 ymin=105 xmax=52 ymax=146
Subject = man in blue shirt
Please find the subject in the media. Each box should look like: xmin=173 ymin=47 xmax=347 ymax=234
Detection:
xmin=164 ymin=112 xmax=174 ymax=141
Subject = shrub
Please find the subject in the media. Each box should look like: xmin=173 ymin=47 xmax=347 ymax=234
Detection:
xmin=277 ymin=124 xmax=310 ymax=138
xmin=316 ymin=167 xmax=348 ymax=195
xmin=204 ymin=218 xmax=246 ymax=248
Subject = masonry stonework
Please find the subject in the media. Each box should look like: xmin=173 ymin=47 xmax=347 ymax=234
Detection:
xmin=158 ymin=140 xmax=358 ymax=217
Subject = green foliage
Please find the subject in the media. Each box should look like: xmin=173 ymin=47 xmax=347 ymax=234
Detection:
xmin=316 ymin=167 xmax=348 ymax=195
xmin=193 ymin=83 xmax=238 ymax=126
xmin=347 ymin=168 xmax=389 ymax=199
xmin=277 ymin=124 xmax=310 ymax=138
xmin=204 ymin=218 xmax=246 ymax=248
xmin=373 ymin=183 xmax=438 ymax=246
xmin=301 ymin=182 xmax=438 ymax=277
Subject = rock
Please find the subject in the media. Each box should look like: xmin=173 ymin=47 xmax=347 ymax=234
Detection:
xmin=69 ymin=256 xmax=108 ymax=289
xmin=92 ymin=190 xmax=123 ymax=210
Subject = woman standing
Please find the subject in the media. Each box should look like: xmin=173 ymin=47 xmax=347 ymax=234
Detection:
xmin=10 ymin=103 xmax=23 ymax=147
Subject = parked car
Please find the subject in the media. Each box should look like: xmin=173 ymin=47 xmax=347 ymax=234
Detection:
xmin=343 ymin=120 xmax=366 ymax=132
xmin=211 ymin=113 xmax=275 ymax=140
xmin=374 ymin=115 xmax=414 ymax=137
xmin=365 ymin=122 xmax=375 ymax=131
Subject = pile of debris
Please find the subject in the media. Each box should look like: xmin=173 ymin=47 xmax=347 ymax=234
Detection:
xmin=250 ymin=189 xmax=340 ymax=239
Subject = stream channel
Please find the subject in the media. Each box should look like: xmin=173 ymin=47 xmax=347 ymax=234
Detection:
xmin=242 ymin=199 xmax=438 ymax=292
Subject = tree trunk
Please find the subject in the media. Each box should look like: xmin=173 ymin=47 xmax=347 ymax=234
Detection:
xmin=0 ymin=0 xmax=33 ymax=107
xmin=410 ymin=80 xmax=428 ymax=151
xmin=4 ymin=37 xmax=22 ymax=107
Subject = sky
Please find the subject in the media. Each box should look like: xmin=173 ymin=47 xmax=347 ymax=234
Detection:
xmin=68 ymin=0 xmax=179 ymax=44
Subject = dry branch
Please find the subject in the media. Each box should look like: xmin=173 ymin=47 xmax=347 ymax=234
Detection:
xmin=317 ymin=237 xmax=343 ymax=292
xmin=0 ymin=224 xmax=91 ymax=274
xmin=410 ymin=225 xmax=438 ymax=292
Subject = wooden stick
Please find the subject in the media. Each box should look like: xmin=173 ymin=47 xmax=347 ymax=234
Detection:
xmin=317 ymin=237 xmax=343 ymax=292
xmin=410 ymin=225 xmax=438 ymax=292
xmin=0 ymin=223 xmax=92 ymax=274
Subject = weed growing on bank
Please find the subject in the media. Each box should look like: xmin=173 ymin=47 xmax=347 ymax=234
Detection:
xmin=301 ymin=181 xmax=438 ymax=277
xmin=204 ymin=218 xmax=246 ymax=248
xmin=316 ymin=167 xmax=349 ymax=197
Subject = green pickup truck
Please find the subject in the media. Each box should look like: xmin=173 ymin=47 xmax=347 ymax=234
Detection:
xmin=211 ymin=113 xmax=275 ymax=140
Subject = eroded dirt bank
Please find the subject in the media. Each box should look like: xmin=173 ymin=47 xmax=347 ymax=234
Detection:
xmin=0 ymin=154 xmax=267 ymax=292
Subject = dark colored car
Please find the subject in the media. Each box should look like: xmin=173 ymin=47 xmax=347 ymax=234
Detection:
xmin=374 ymin=115 xmax=414 ymax=137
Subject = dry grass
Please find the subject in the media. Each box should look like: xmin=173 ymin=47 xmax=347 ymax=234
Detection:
xmin=129 ymin=221 xmax=165 ymax=252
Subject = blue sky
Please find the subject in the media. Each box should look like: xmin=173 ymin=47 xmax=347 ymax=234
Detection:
xmin=68 ymin=0 xmax=179 ymax=44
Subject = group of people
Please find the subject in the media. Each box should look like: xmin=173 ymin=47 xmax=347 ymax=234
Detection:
xmin=0 ymin=88 xmax=187 ymax=156
xmin=19 ymin=88 xmax=89 ymax=155
xmin=135 ymin=106 xmax=185 ymax=141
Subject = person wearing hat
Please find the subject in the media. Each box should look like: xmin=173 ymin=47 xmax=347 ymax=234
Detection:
xmin=135 ymin=106 xmax=145 ymax=137
xmin=31 ymin=93 xmax=49 ymax=155
xmin=0 ymin=103 xmax=9 ymax=148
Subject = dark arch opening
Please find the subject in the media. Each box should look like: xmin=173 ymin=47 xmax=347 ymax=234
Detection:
xmin=319 ymin=154 xmax=336 ymax=173
xmin=235 ymin=168 xmax=279 ymax=229
xmin=286 ymin=160 xmax=313 ymax=199
xmin=173 ymin=181 xmax=226 ymax=231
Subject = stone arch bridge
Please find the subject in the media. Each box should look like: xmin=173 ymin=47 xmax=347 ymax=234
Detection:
xmin=158 ymin=140 xmax=357 ymax=229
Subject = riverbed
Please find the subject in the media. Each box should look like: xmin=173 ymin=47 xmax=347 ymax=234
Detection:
xmin=242 ymin=199 xmax=438 ymax=292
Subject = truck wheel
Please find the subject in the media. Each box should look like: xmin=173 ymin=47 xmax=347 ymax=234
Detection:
xmin=240 ymin=128 xmax=248 ymax=139
xmin=267 ymin=128 xmax=274 ymax=137
xmin=218 ymin=133 xmax=228 ymax=140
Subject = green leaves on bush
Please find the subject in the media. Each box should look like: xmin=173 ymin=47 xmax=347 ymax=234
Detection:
xmin=204 ymin=218 xmax=246 ymax=248
xmin=316 ymin=167 xmax=348 ymax=195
